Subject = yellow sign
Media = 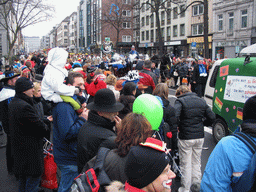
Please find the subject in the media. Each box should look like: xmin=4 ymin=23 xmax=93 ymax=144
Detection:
xmin=187 ymin=36 xmax=212 ymax=44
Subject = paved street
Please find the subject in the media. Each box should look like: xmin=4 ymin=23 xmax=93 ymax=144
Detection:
xmin=0 ymin=88 xmax=216 ymax=191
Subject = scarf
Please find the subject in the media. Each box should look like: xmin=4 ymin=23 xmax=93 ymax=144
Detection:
xmin=199 ymin=64 xmax=207 ymax=77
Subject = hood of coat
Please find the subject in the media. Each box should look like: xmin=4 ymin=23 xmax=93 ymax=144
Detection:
xmin=48 ymin=47 xmax=68 ymax=68
xmin=44 ymin=47 xmax=69 ymax=77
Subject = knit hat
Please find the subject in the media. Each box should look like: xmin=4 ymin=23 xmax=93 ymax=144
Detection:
xmin=243 ymin=95 xmax=256 ymax=121
xmin=125 ymin=138 xmax=170 ymax=189
xmin=15 ymin=77 xmax=34 ymax=93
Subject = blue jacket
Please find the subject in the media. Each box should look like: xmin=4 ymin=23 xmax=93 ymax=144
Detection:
xmin=52 ymin=99 xmax=86 ymax=165
xmin=201 ymin=122 xmax=256 ymax=191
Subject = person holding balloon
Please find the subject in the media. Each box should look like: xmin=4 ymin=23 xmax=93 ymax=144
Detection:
xmin=174 ymin=85 xmax=215 ymax=192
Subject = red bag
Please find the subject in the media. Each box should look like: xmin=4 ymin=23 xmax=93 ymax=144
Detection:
xmin=41 ymin=152 xmax=58 ymax=189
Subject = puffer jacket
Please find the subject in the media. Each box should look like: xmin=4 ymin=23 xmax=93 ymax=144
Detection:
xmin=174 ymin=92 xmax=215 ymax=140
xmin=41 ymin=48 xmax=75 ymax=103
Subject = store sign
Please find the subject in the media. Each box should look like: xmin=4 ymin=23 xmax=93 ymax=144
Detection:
xmin=164 ymin=41 xmax=181 ymax=46
xmin=216 ymin=41 xmax=247 ymax=47
xmin=187 ymin=36 xmax=212 ymax=44
xmin=139 ymin=43 xmax=154 ymax=47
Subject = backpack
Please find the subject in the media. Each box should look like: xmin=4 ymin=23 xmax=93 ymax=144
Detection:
xmin=70 ymin=147 xmax=111 ymax=192
xmin=231 ymin=132 xmax=256 ymax=192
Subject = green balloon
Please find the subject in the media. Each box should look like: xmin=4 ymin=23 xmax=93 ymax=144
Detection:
xmin=133 ymin=94 xmax=163 ymax=131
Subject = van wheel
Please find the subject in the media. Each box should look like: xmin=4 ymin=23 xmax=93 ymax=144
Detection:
xmin=212 ymin=119 xmax=228 ymax=143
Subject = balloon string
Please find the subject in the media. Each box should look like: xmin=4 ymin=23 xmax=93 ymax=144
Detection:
xmin=152 ymin=131 xmax=183 ymax=177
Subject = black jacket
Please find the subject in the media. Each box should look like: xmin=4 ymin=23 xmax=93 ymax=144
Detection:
xmin=174 ymin=92 xmax=215 ymax=140
xmin=162 ymin=97 xmax=178 ymax=132
xmin=8 ymin=92 xmax=49 ymax=177
xmin=192 ymin=64 xmax=208 ymax=84
xmin=77 ymin=110 xmax=117 ymax=173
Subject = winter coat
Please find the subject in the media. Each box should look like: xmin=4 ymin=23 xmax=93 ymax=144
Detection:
xmin=118 ymin=95 xmax=135 ymax=119
xmin=52 ymin=99 xmax=86 ymax=165
xmin=8 ymin=92 xmax=49 ymax=177
xmin=174 ymin=92 xmax=215 ymax=140
xmin=162 ymin=97 xmax=178 ymax=132
xmin=106 ymin=181 xmax=147 ymax=192
xmin=201 ymin=121 xmax=256 ymax=192
xmin=140 ymin=68 xmax=158 ymax=87
xmin=41 ymin=48 xmax=75 ymax=103
xmin=177 ymin=62 xmax=188 ymax=77
xmin=0 ymin=85 xmax=15 ymax=134
xmin=77 ymin=110 xmax=117 ymax=173
xmin=192 ymin=64 xmax=208 ymax=84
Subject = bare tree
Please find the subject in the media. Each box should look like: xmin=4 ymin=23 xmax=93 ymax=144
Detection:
xmin=0 ymin=0 xmax=54 ymax=62
xmin=101 ymin=0 xmax=133 ymax=49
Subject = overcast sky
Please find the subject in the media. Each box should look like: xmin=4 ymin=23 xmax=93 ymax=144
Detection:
xmin=22 ymin=0 xmax=81 ymax=38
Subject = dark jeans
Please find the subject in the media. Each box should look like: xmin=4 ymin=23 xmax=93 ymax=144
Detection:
xmin=196 ymin=83 xmax=206 ymax=97
xmin=18 ymin=175 xmax=41 ymax=192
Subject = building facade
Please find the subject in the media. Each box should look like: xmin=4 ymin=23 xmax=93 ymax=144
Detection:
xmin=212 ymin=0 xmax=253 ymax=59
xmin=24 ymin=36 xmax=40 ymax=53
xmin=56 ymin=16 xmax=70 ymax=48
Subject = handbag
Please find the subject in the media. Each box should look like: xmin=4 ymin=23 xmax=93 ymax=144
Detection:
xmin=41 ymin=139 xmax=58 ymax=189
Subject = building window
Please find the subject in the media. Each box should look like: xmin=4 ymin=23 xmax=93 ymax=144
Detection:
xmin=173 ymin=25 xmax=178 ymax=37
xmin=241 ymin=9 xmax=247 ymax=28
xmin=122 ymin=10 xmax=131 ymax=17
xmin=150 ymin=15 xmax=154 ymax=28
xmin=151 ymin=30 xmax=154 ymax=42
xmin=180 ymin=5 xmax=185 ymax=17
xmin=192 ymin=4 xmax=204 ymax=16
xmin=161 ymin=28 xmax=164 ymax=40
xmin=64 ymin=25 xmax=68 ymax=29
xmin=228 ymin=12 xmax=234 ymax=31
xmin=180 ymin=24 xmax=185 ymax=36
xmin=192 ymin=23 xmax=204 ymax=36
xmin=123 ymin=22 xmax=131 ymax=29
xmin=161 ymin=11 xmax=165 ymax=25
xmin=167 ymin=27 xmax=171 ymax=41
xmin=122 ymin=35 xmax=131 ymax=42
xmin=218 ymin=14 xmax=223 ymax=31
xmin=167 ymin=10 xmax=171 ymax=25
xmin=146 ymin=16 xmax=149 ymax=26
xmin=146 ymin=30 xmax=149 ymax=40
xmin=173 ymin=7 xmax=178 ymax=19
xmin=141 ymin=17 xmax=145 ymax=27
xmin=141 ymin=31 xmax=145 ymax=41
xmin=64 ymin=39 xmax=68 ymax=44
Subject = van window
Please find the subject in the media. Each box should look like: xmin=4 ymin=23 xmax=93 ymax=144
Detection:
xmin=209 ymin=66 xmax=220 ymax=87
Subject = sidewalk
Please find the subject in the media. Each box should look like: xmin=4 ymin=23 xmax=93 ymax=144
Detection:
xmin=0 ymin=132 xmax=19 ymax=191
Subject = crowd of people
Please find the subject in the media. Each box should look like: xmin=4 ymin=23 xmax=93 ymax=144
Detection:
xmin=0 ymin=46 xmax=255 ymax=192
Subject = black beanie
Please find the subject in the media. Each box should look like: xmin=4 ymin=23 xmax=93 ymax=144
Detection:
xmin=125 ymin=145 xmax=170 ymax=189
xmin=15 ymin=77 xmax=34 ymax=93
xmin=243 ymin=95 xmax=256 ymax=121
